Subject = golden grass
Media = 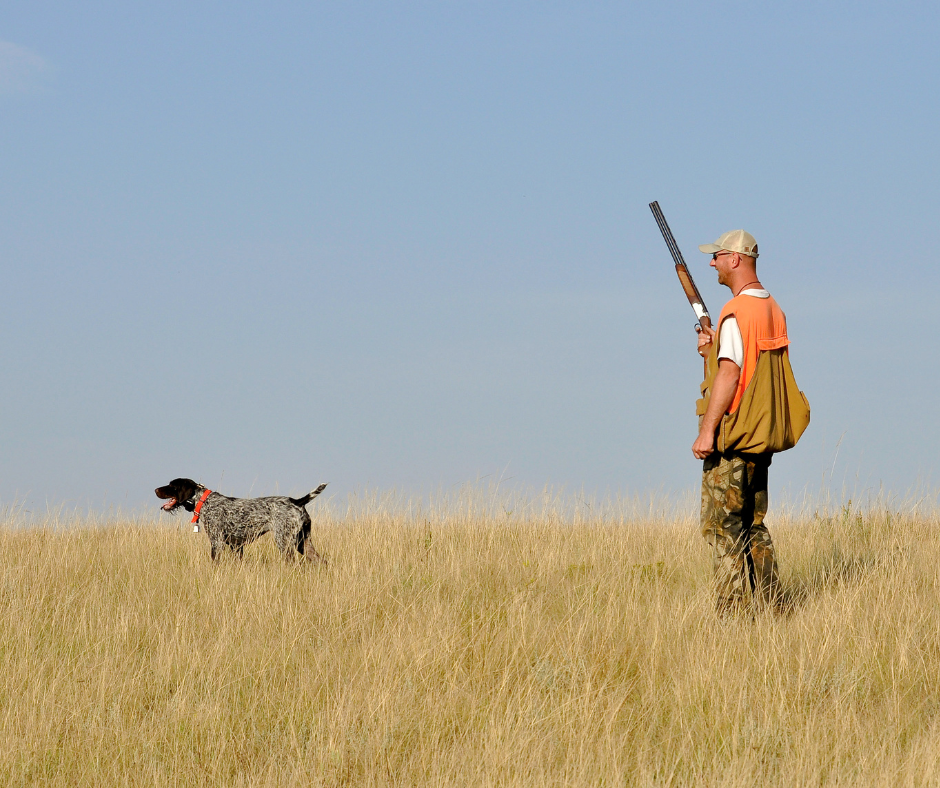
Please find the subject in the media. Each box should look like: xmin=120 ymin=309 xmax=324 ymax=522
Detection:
xmin=1 ymin=492 xmax=939 ymax=786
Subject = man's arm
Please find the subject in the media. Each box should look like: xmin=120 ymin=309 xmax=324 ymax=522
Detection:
xmin=692 ymin=358 xmax=741 ymax=459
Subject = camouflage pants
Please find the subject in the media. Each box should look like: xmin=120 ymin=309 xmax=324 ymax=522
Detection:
xmin=701 ymin=451 xmax=779 ymax=613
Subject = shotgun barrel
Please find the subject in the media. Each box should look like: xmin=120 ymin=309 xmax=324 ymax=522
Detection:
xmin=649 ymin=201 xmax=712 ymax=332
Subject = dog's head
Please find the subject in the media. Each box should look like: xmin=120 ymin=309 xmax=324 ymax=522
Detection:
xmin=155 ymin=478 xmax=204 ymax=512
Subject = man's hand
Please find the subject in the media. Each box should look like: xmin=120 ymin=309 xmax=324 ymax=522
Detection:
xmin=696 ymin=324 xmax=715 ymax=357
xmin=692 ymin=429 xmax=715 ymax=460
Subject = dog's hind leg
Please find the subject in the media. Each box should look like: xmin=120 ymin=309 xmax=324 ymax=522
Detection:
xmin=302 ymin=540 xmax=326 ymax=565
xmin=297 ymin=522 xmax=326 ymax=566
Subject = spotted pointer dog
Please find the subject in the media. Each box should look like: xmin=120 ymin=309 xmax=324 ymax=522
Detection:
xmin=155 ymin=478 xmax=327 ymax=563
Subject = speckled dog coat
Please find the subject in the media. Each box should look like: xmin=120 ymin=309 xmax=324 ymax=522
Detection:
xmin=155 ymin=478 xmax=327 ymax=563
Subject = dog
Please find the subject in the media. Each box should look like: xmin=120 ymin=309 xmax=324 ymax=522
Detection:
xmin=155 ymin=478 xmax=328 ymax=563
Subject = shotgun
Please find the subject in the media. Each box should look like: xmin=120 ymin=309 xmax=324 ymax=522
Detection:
xmin=649 ymin=201 xmax=712 ymax=333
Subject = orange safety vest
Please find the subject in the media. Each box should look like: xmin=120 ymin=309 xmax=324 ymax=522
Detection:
xmin=717 ymin=293 xmax=790 ymax=414
xmin=696 ymin=291 xmax=810 ymax=454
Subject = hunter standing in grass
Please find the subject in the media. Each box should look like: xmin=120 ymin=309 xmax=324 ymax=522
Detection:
xmin=692 ymin=230 xmax=809 ymax=614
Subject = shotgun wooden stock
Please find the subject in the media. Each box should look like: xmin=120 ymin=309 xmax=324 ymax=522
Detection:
xmin=649 ymin=201 xmax=712 ymax=332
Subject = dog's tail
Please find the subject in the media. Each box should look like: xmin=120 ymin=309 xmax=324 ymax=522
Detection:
xmin=291 ymin=483 xmax=328 ymax=507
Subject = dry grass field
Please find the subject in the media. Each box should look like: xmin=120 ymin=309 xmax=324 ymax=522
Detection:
xmin=1 ymin=490 xmax=939 ymax=786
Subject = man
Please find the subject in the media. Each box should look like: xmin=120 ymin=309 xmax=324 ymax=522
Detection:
xmin=692 ymin=229 xmax=787 ymax=615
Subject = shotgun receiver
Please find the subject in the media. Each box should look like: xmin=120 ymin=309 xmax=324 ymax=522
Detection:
xmin=649 ymin=201 xmax=712 ymax=332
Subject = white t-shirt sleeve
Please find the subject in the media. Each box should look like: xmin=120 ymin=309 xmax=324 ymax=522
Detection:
xmin=718 ymin=317 xmax=744 ymax=368
xmin=716 ymin=291 xmax=769 ymax=368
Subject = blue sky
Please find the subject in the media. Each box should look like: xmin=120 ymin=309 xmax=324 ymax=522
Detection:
xmin=2 ymin=1 xmax=938 ymax=513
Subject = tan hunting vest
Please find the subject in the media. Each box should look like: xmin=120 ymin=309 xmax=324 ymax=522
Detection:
xmin=696 ymin=293 xmax=810 ymax=454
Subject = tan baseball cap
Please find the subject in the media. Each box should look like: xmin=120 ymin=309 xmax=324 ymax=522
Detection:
xmin=698 ymin=229 xmax=759 ymax=259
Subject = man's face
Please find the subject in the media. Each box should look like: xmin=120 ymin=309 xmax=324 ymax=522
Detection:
xmin=710 ymin=251 xmax=735 ymax=286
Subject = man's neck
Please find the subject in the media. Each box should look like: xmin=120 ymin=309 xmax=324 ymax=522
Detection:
xmin=732 ymin=279 xmax=763 ymax=296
